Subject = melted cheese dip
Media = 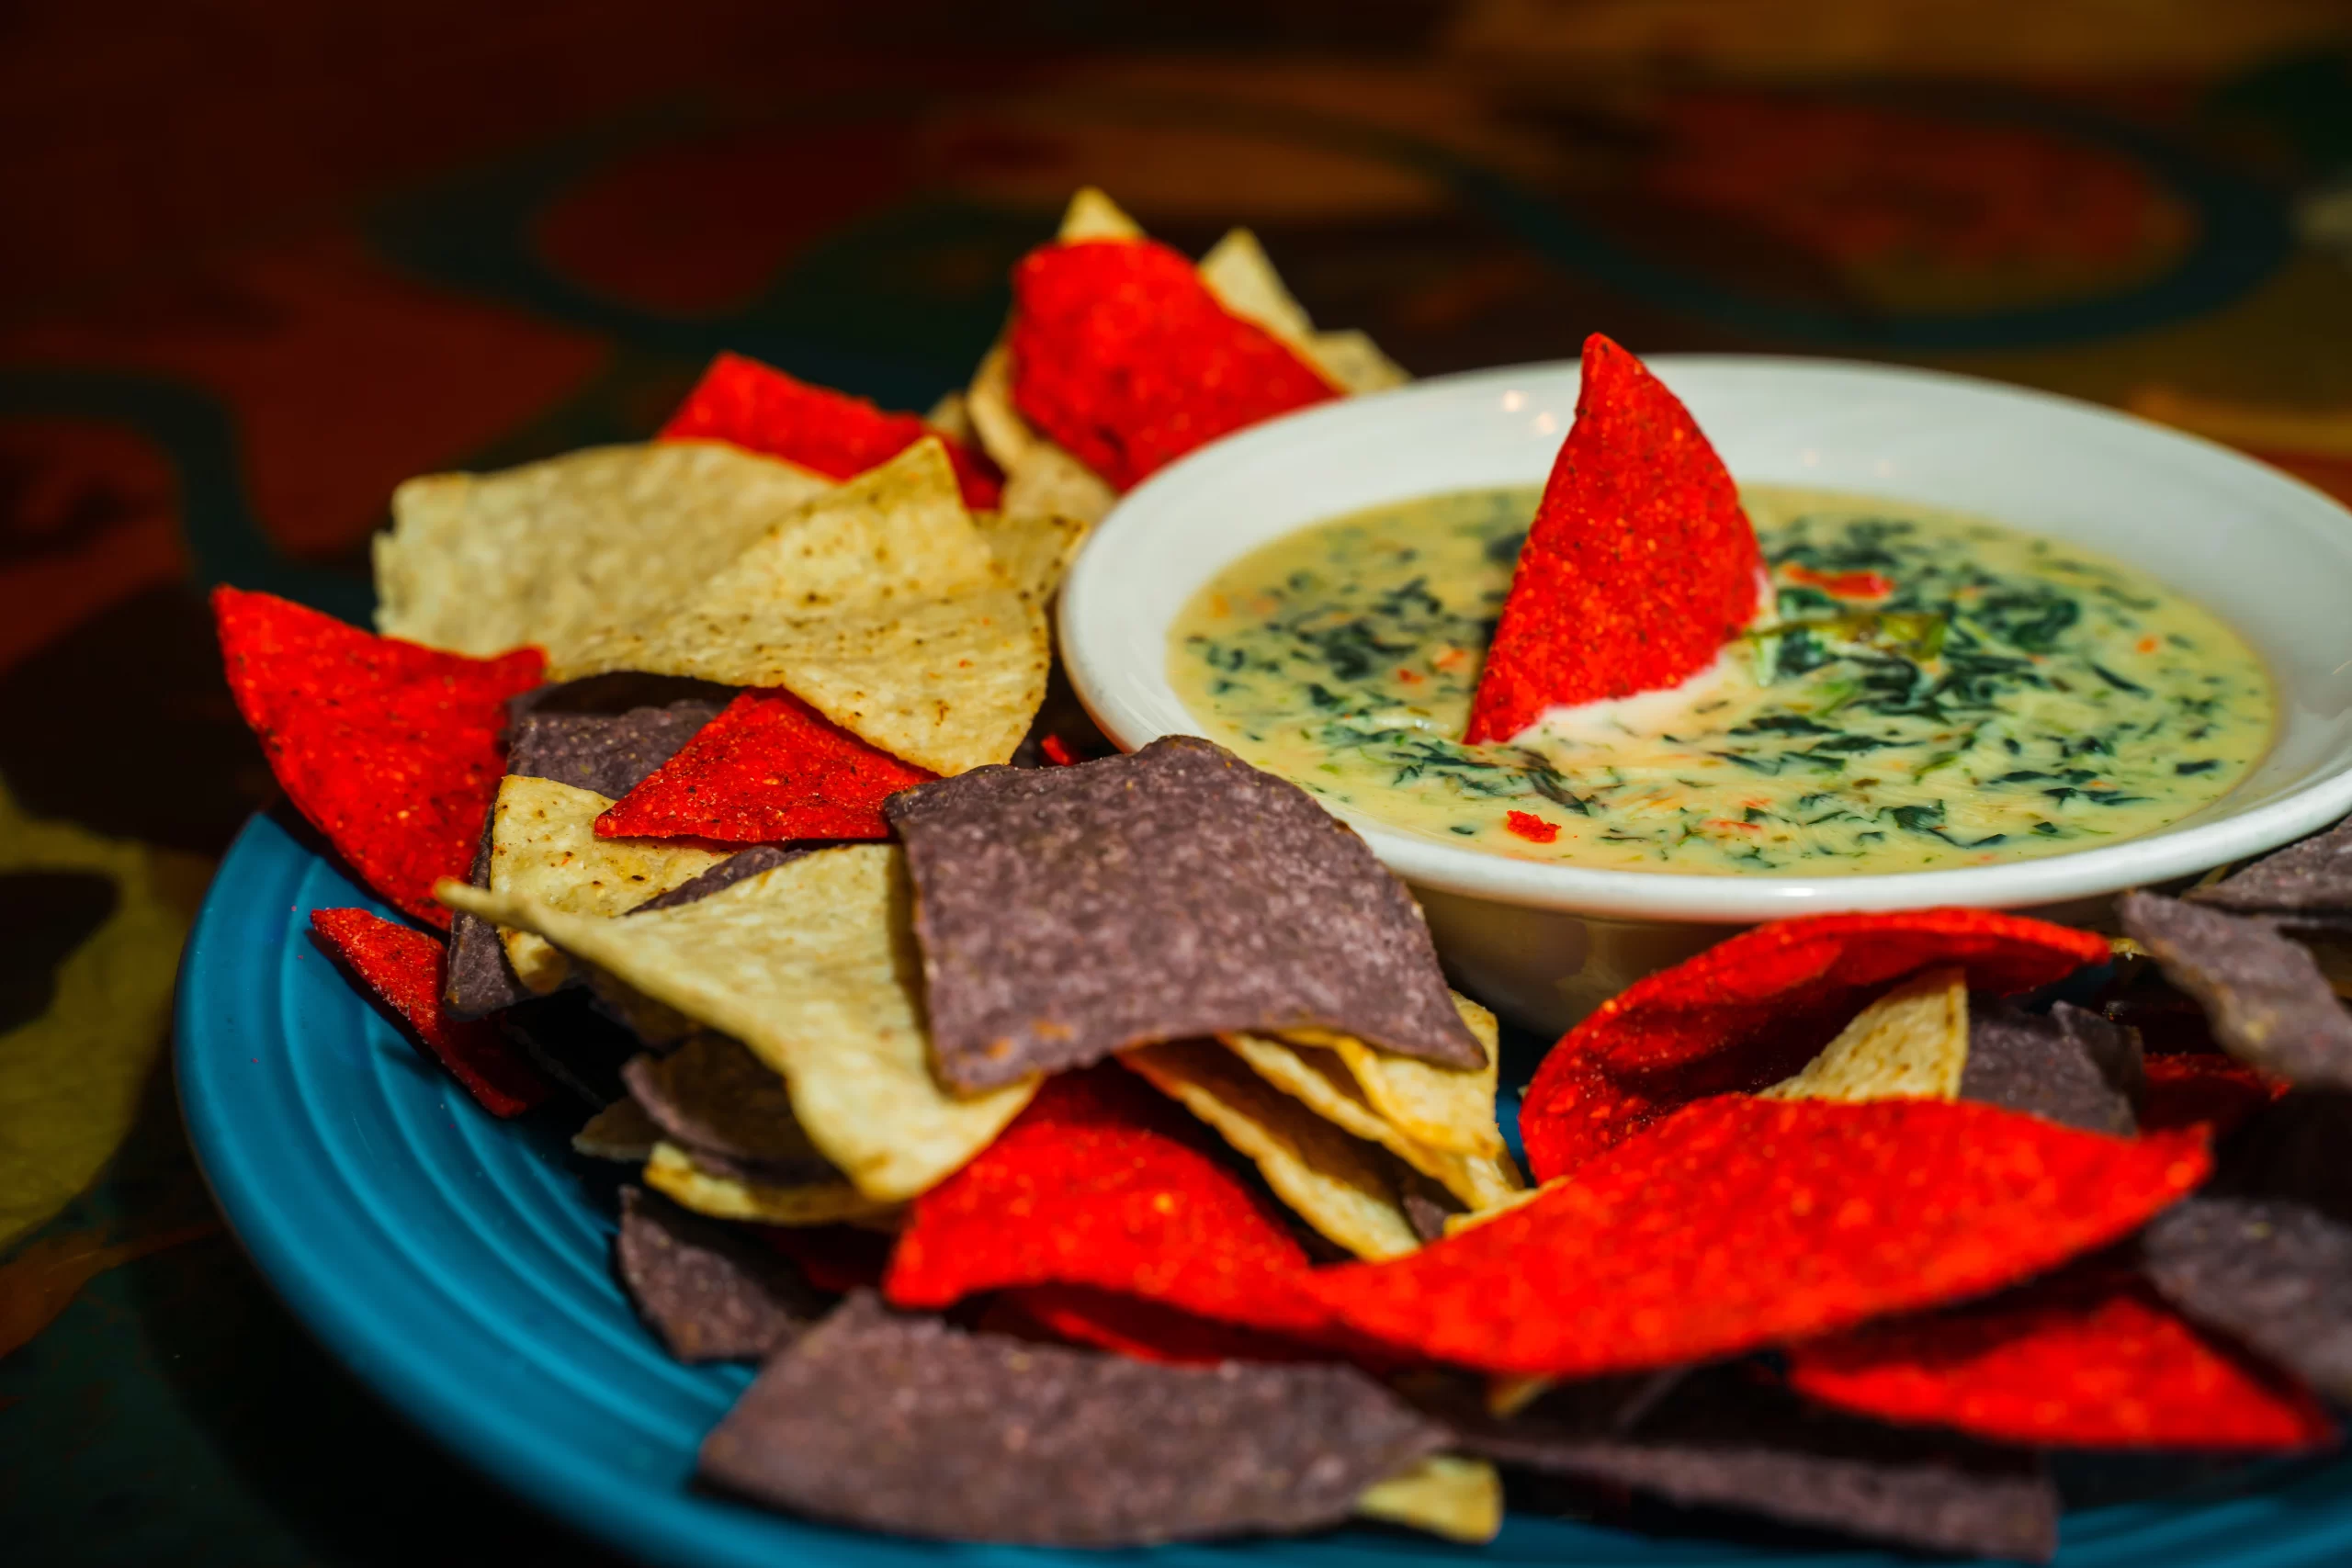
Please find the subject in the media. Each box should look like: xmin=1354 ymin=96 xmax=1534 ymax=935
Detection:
xmin=1169 ymin=486 xmax=2272 ymax=874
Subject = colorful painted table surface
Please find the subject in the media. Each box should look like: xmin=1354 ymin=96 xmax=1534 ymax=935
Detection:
xmin=6 ymin=7 xmax=2352 ymax=1562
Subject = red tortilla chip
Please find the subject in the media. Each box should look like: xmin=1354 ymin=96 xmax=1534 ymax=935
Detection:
xmin=2139 ymin=1052 xmax=2289 ymax=1137
xmin=1008 ymin=239 xmax=1338 ymax=492
xmin=1001 ymin=1285 xmax=1323 ymax=1367
xmin=1305 ymin=1096 xmax=2208 ymax=1379
xmin=594 ymin=688 xmax=933 ymax=844
xmin=1521 ymin=908 xmax=2110 ymax=1181
xmin=884 ymin=1066 xmax=1328 ymax=1338
xmin=1464 ymin=333 xmax=1763 ymax=743
xmin=1788 ymin=1265 xmax=2333 ymax=1450
xmin=661 ymin=351 xmax=1002 ymax=509
xmin=216 ymin=587 xmax=544 ymax=927
xmin=310 ymin=908 xmax=549 ymax=1116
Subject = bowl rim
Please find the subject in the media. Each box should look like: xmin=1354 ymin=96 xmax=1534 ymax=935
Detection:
xmin=1057 ymin=354 xmax=2352 ymax=923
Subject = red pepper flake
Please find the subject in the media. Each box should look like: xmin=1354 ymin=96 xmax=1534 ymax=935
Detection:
xmin=310 ymin=908 xmax=549 ymax=1116
xmin=1008 ymin=239 xmax=1339 ymax=492
xmin=1505 ymin=810 xmax=1559 ymax=843
xmin=1521 ymin=908 xmax=2109 ymax=1181
xmin=2139 ymin=1052 xmax=2289 ymax=1137
xmin=660 ymin=351 xmax=1002 ymax=510
xmin=1783 ymin=563 xmax=1894 ymax=601
xmin=1788 ymin=1264 xmax=2333 ymax=1450
xmin=884 ymin=1066 xmax=1329 ymax=1339
xmin=594 ymin=688 xmax=933 ymax=844
xmin=1304 ymin=1096 xmax=2211 ymax=1379
xmin=216 ymin=588 xmax=544 ymax=928
xmin=1465 ymin=334 xmax=1762 ymax=743
xmin=1039 ymin=734 xmax=1079 ymax=767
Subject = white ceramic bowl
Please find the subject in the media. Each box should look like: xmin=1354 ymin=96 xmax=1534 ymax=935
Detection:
xmin=1059 ymin=357 xmax=2352 ymax=1033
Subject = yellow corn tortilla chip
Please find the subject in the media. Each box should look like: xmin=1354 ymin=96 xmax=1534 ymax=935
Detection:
xmin=1486 ymin=1374 xmax=1554 ymax=1418
xmin=1057 ymin=185 xmax=1146 ymax=243
xmin=1221 ymin=1032 xmax=1523 ymax=1211
xmin=1196 ymin=228 xmax=1410 ymax=397
xmin=1284 ymin=993 xmax=1509 ymax=1159
xmin=1761 ymin=966 xmax=1970 ymax=1103
xmin=488 ymin=775 xmax=731 ymax=994
xmin=644 ymin=1142 xmax=895 ymax=1226
xmin=439 ymin=846 xmax=1035 ymax=1202
xmin=972 ymin=509 xmax=1086 ymax=604
xmin=1442 ymin=1178 xmax=1563 ymax=1238
xmin=572 ymin=1096 xmax=662 ymax=1162
xmin=923 ymin=389 xmax=978 ymax=447
xmin=376 ymin=440 xmax=831 ymax=664
xmin=555 ymin=441 xmax=1050 ymax=776
xmin=1122 ymin=1040 xmax=1420 ymax=1262
xmin=1355 ymin=1455 xmax=1504 ymax=1544
xmin=1002 ymin=441 xmax=1117 ymax=531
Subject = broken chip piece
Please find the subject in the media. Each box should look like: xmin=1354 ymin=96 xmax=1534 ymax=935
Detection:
xmin=659 ymin=351 xmax=1003 ymax=510
xmin=697 ymin=1292 xmax=1446 ymax=1547
xmin=2120 ymin=891 xmax=2352 ymax=1090
xmin=614 ymin=1186 xmax=826 ymax=1362
xmin=1284 ymin=992 xmax=1510 ymax=1160
xmin=309 ymin=908 xmax=548 ymax=1116
xmin=377 ymin=440 xmax=831 ymax=671
xmin=1464 ymin=333 xmax=1763 ymax=742
xmin=886 ymin=735 xmax=1482 ymax=1094
xmin=572 ymin=1095 xmax=662 ymax=1162
xmin=1352 ymin=1454 xmax=1502 ymax=1544
xmin=2143 ymin=1195 xmax=2352 ymax=1406
xmin=438 ymin=844 xmax=1036 ymax=1202
xmin=1448 ymin=1363 xmax=2059 ymax=1562
xmin=1961 ymin=1000 xmax=2143 ymax=1136
xmin=217 ymin=587 xmax=544 ymax=928
xmin=1786 ymin=1263 xmax=2333 ymax=1450
xmin=1760 ymin=965 xmax=1970 ymax=1103
xmin=1306 ymin=1095 xmax=2209 ymax=1379
xmin=593 ymin=687 xmax=933 ymax=845
xmin=1519 ymin=908 xmax=2111 ymax=1180
xmin=553 ymin=440 xmax=1051 ymax=776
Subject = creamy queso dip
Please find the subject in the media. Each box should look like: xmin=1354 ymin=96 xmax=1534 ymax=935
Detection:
xmin=1169 ymin=486 xmax=2272 ymax=875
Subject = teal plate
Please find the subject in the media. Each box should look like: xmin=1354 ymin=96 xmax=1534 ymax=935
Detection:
xmin=177 ymin=811 xmax=2352 ymax=1568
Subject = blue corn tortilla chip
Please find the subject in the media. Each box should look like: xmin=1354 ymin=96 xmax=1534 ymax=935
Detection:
xmin=1961 ymin=1001 xmax=2142 ymax=1136
xmin=2143 ymin=1195 xmax=2352 ymax=1406
xmin=886 ymin=736 xmax=1481 ymax=1094
xmin=615 ymin=1186 xmax=825 ymax=1362
xmin=698 ymin=1291 xmax=1446 ymax=1546
xmin=1442 ymin=1365 xmax=2057 ymax=1562
xmin=2191 ymin=814 xmax=2352 ymax=919
xmin=2120 ymin=892 xmax=2352 ymax=1090
xmin=620 ymin=1034 xmax=833 ymax=1178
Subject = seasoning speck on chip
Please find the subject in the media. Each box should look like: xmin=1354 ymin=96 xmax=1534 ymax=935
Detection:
xmin=887 ymin=735 xmax=1481 ymax=1094
xmin=697 ymin=1292 xmax=1445 ymax=1546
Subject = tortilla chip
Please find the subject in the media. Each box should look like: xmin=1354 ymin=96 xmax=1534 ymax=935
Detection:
xmin=216 ymin=588 xmax=544 ymax=928
xmin=1196 ymin=227 xmax=1408 ymax=396
xmin=486 ymin=775 xmax=730 ymax=994
xmin=659 ymin=351 xmax=1003 ymax=510
xmin=2143 ymin=1195 xmax=2352 ymax=1405
xmin=887 ymin=736 xmax=1482 ymax=1093
xmin=1289 ymin=993 xmax=1509 ymax=1158
xmin=2190 ymin=812 xmax=2352 ymax=917
xmin=629 ymin=844 xmax=810 ymax=912
xmin=1960 ymin=1000 xmax=2142 ymax=1135
xmin=554 ymin=440 xmax=1050 ymax=776
xmin=923 ymin=389 xmax=977 ymax=446
xmin=1465 ymin=333 xmax=1762 ymax=740
xmin=697 ymin=1292 xmax=1445 ymax=1547
xmin=438 ymin=845 xmax=1037 ymax=1202
xmin=1449 ymin=1366 xmax=2058 ymax=1562
xmin=1057 ymin=186 xmax=1145 ymax=242
xmin=1354 ymin=1454 xmax=1502 ymax=1544
xmin=971 ymin=508 xmax=1086 ymax=604
xmin=376 ymin=441 xmax=831 ymax=667
xmin=644 ymin=1141 xmax=894 ymax=1226
xmin=1223 ymin=1032 xmax=1523 ymax=1210
xmin=999 ymin=1284 xmax=1317 ymax=1367
xmin=621 ymin=1032 xmax=825 ymax=1169
xmin=615 ymin=1186 xmax=826 ymax=1362
xmin=1760 ymin=966 xmax=1969 ymax=1102
xmin=572 ymin=1096 xmax=662 ymax=1161
xmin=1443 ymin=1179 xmax=1562 ymax=1238
xmin=309 ymin=907 xmax=549 ymax=1116
xmin=594 ymin=688 xmax=933 ymax=845
xmin=1123 ymin=1040 xmax=1421 ymax=1262
xmin=1786 ymin=1262 xmax=2333 ymax=1450
xmin=2120 ymin=891 xmax=2352 ymax=1090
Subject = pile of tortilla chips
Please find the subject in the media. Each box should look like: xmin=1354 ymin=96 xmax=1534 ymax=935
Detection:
xmin=215 ymin=189 xmax=2352 ymax=1559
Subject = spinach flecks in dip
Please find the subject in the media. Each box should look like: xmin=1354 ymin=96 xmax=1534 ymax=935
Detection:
xmin=1167 ymin=485 xmax=2273 ymax=875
